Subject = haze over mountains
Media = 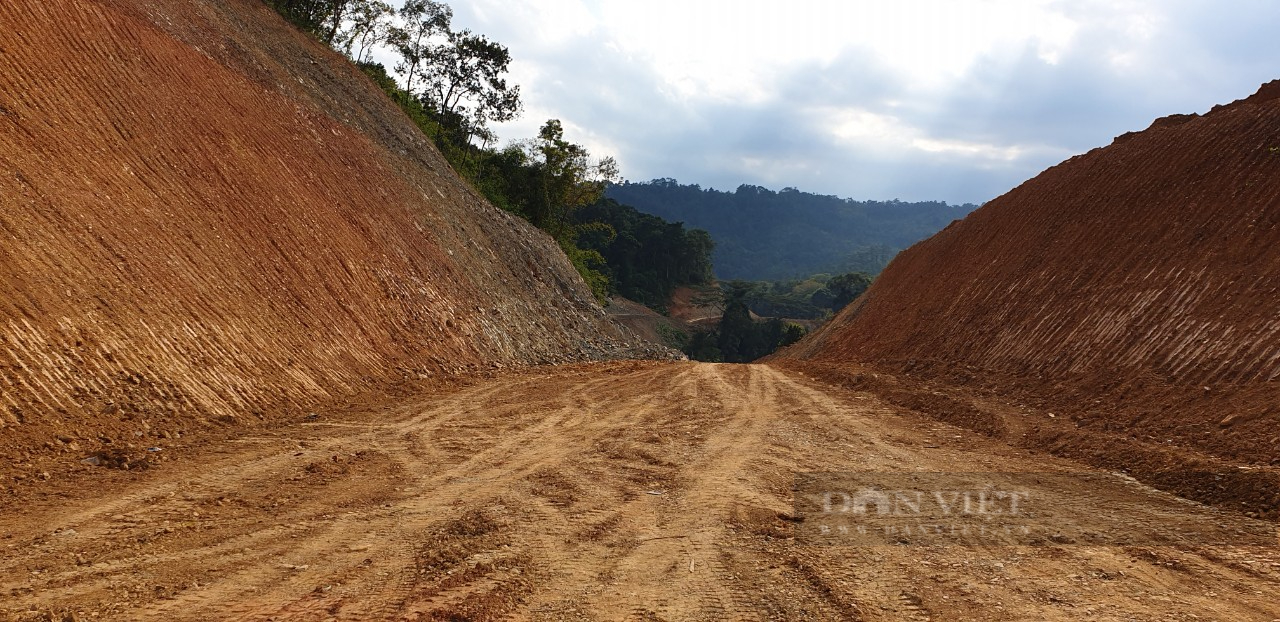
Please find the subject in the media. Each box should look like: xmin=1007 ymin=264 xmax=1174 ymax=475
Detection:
xmin=608 ymin=179 xmax=977 ymax=280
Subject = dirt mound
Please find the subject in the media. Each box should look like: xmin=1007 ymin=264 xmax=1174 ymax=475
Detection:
xmin=667 ymin=285 xmax=724 ymax=327
xmin=0 ymin=0 xmax=662 ymax=465
xmin=782 ymin=82 xmax=1280 ymax=473
xmin=604 ymin=297 xmax=682 ymax=347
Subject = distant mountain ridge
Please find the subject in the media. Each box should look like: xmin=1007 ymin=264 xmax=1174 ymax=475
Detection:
xmin=606 ymin=179 xmax=978 ymax=280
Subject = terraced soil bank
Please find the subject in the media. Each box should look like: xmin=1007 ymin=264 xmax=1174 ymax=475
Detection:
xmin=0 ymin=0 xmax=1277 ymax=620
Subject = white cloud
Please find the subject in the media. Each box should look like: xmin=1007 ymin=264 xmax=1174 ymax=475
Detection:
xmin=391 ymin=0 xmax=1280 ymax=203
xmin=468 ymin=0 xmax=1084 ymax=101
xmin=910 ymin=137 xmax=1025 ymax=162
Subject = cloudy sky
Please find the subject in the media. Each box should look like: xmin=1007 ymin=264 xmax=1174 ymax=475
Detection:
xmin=380 ymin=1 xmax=1280 ymax=204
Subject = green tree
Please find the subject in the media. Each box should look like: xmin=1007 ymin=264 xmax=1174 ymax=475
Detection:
xmin=685 ymin=331 xmax=722 ymax=362
xmin=571 ymin=198 xmax=714 ymax=311
xmin=388 ymin=0 xmax=452 ymax=94
xmin=420 ymin=30 xmax=522 ymax=147
xmin=321 ymin=0 xmax=353 ymax=44
xmin=338 ymin=0 xmax=395 ymax=63
xmin=683 ymin=282 xmax=808 ymax=363
xmin=266 ymin=0 xmax=338 ymax=36
xmin=716 ymin=283 xmax=759 ymax=362
xmin=780 ymin=322 xmax=806 ymax=347
xmin=522 ymin=119 xmax=619 ymax=233
xmin=823 ymin=272 xmax=872 ymax=311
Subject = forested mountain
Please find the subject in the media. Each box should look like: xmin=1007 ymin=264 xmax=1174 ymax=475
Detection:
xmin=572 ymin=199 xmax=714 ymax=312
xmin=607 ymin=179 xmax=979 ymax=280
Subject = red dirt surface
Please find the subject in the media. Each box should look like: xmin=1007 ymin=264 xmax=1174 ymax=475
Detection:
xmin=780 ymin=82 xmax=1280 ymax=514
xmin=5 ymin=362 xmax=1280 ymax=621
xmin=605 ymin=286 xmax=726 ymax=347
xmin=666 ymin=285 xmax=724 ymax=326
xmin=0 ymin=0 xmax=661 ymax=483
xmin=5 ymin=3 xmax=1280 ymax=619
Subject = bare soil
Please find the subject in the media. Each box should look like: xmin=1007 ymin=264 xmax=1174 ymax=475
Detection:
xmin=782 ymin=81 xmax=1280 ymax=480
xmin=4 ymin=362 xmax=1277 ymax=621
xmin=0 ymin=0 xmax=666 ymax=475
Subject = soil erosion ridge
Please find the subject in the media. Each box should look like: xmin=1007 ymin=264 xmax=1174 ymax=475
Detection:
xmin=0 ymin=0 xmax=658 ymax=463
xmin=780 ymin=81 xmax=1280 ymax=509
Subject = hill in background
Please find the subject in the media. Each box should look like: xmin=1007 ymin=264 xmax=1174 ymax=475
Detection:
xmin=607 ymin=179 xmax=978 ymax=280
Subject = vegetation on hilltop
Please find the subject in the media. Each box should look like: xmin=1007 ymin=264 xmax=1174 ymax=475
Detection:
xmin=264 ymin=1 xmax=881 ymax=364
xmin=262 ymin=0 xmax=713 ymax=306
xmin=607 ymin=179 xmax=978 ymax=281
xmin=734 ymin=272 xmax=872 ymax=320
xmin=573 ymin=199 xmax=715 ymax=312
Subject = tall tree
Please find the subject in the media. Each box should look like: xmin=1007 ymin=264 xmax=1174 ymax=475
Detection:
xmin=322 ymin=0 xmax=352 ymax=44
xmin=522 ymin=120 xmax=619 ymax=233
xmin=419 ymin=30 xmax=521 ymax=146
xmin=387 ymin=0 xmax=452 ymax=94
xmin=338 ymin=0 xmax=395 ymax=63
xmin=824 ymin=272 xmax=872 ymax=310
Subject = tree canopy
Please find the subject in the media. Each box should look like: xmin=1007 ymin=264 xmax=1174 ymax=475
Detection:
xmin=572 ymin=199 xmax=714 ymax=311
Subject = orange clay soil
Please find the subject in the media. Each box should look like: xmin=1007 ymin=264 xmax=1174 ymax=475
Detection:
xmin=0 ymin=0 xmax=669 ymax=483
xmin=3 ymin=2 xmax=1279 ymax=620
xmin=778 ymin=81 xmax=1280 ymax=517
xmin=3 ymin=362 xmax=1279 ymax=621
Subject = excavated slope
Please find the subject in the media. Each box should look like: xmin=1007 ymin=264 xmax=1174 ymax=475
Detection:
xmin=0 ymin=0 xmax=655 ymax=450
xmin=785 ymin=82 xmax=1280 ymax=464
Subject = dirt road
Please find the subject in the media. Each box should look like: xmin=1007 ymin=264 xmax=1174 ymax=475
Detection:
xmin=3 ymin=362 xmax=1278 ymax=621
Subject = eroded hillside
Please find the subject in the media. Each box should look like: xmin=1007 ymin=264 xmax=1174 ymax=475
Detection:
xmin=782 ymin=82 xmax=1280 ymax=494
xmin=0 ymin=0 xmax=658 ymax=462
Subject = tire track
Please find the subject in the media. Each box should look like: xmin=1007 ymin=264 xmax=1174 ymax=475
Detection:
xmin=4 ymin=362 xmax=1280 ymax=621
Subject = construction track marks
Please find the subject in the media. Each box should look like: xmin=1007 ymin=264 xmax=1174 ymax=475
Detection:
xmin=3 ymin=361 xmax=1279 ymax=620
